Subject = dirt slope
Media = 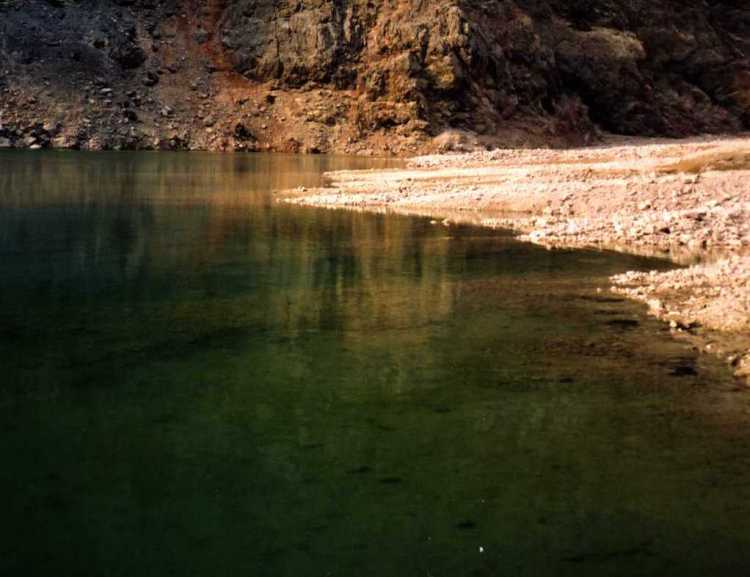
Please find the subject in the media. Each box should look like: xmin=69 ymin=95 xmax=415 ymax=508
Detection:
xmin=0 ymin=0 xmax=749 ymax=153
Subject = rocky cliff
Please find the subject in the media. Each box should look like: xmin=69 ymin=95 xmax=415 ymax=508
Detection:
xmin=0 ymin=0 xmax=748 ymax=154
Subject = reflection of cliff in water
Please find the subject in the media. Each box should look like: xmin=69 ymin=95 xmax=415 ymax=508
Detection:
xmin=0 ymin=152 xmax=400 ymax=293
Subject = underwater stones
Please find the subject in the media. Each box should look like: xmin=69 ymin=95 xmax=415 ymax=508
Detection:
xmin=346 ymin=466 xmax=372 ymax=475
xmin=669 ymin=362 xmax=698 ymax=377
xmin=605 ymin=319 xmax=640 ymax=330
xmin=378 ymin=477 xmax=403 ymax=485
xmin=734 ymin=354 xmax=750 ymax=380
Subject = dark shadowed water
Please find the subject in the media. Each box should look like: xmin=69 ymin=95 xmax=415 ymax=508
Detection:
xmin=2 ymin=151 xmax=750 ymax=577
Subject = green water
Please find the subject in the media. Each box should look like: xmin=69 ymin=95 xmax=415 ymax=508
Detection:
xmin=2 ymin=152 xmax=750 ymax=577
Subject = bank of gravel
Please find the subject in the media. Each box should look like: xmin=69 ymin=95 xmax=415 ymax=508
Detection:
xmin=284 ymin=136 xmax=750 ymax=381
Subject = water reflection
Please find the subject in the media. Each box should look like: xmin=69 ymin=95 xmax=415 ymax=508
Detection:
xmin=2 ymin=152 xmax=750 ymax=577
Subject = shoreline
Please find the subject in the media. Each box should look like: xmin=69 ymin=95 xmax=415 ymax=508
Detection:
xmin=282 ymin=135 xmax=750 ymax=382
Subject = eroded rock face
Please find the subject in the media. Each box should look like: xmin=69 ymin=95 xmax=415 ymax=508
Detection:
xmin=0 ymin=0 xmax=747 ymax=153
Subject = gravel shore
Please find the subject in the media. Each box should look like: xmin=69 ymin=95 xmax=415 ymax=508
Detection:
xmin=284 ymin=136 xmax=750 ymax=381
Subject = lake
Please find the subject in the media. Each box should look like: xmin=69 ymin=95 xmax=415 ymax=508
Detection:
xmin=2 ymin=151 xmax=750 ymax=577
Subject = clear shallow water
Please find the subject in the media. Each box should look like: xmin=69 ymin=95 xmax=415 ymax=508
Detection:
xmin=2 ymin=152 xmax=750 ymax=577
